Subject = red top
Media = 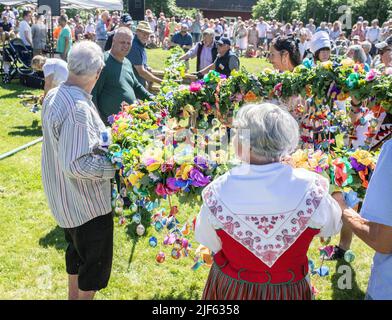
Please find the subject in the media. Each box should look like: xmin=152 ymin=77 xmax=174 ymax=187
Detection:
xmin=214 ymin=228 xmax=320 ymax=284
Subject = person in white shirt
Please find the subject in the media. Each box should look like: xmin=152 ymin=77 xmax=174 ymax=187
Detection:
xmin=306 ymin=18 xmax=316 ymax=34
xmin=366 ymin=19 xmax=381 ymax=56
xmin=256 ymin=16 xmax=269 ymax=50
xmin=298 ymin=29 xmax=310 ymax=60
xmin=19 ymin=10 xmax=33 ymax=48
xmin=32 ymin=55 xmax=69 ymax=96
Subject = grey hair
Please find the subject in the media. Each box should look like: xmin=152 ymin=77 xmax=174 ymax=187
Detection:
xmin=233 ymin=103 xmax=299 ymax=161
xmin=348 ymin=45 xmax=367 ymax=64
xmin=67 ymin=41 xmax=105 ymax=76
xmin=114 ymin=27 xmax=133 ymax=40
xmin=361 ymin=41 xmax=371 ymax=51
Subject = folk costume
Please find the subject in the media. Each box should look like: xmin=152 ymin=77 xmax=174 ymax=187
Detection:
xmin=195 ymin=163 xmax=342 ymax=300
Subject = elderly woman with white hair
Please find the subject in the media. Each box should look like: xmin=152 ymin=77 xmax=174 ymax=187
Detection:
xmin=195 ymin=103 xmax=342 ymax=300
xmin=41 ymin=41 xmax=116 ymax=300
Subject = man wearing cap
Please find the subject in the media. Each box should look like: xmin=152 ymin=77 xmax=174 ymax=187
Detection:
xmin=197 ymin=37 xmax=240 ymax=78
xmin=170 ymin=24 xmax=193 ymax=50
xmin=92 ymin=27 xmax=153 ymax=125
xmin=179 ymin=28 xmax=218 ymax=72
xmin=127 ymin=21 xmax=162 ymax=88
xmin=104 ymin=14 xmax=133 ymax=51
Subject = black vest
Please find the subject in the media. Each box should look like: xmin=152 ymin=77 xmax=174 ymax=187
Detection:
xmin=214 ymin=50 xmax=239 ymax=77
xmin=196 ymin=41 xmax=218 ymax=72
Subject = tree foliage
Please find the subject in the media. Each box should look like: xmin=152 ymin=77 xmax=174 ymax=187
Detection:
xmin=252 ymin=0 xmax=392 ymax=25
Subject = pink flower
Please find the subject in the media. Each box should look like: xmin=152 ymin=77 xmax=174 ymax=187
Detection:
xmin=365 ymin=69 xmax=378 ymax=81
xmin=155 ymin=183 xmax=167 ymax=197
xmin=189 ymin=82 xmax=202 ymax=93
xmin=274 ymin=83 xmax=283 ymax=97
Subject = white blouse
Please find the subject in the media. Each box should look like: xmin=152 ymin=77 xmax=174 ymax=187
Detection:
xmin=195 ymin=163 xmax=342 ymax=255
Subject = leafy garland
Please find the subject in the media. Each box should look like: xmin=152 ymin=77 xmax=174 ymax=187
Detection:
xmin=106 ymin=49 xmax=390 ymax=266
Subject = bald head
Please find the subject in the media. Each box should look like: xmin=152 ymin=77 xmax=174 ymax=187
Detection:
xmin=111 ymin=27 xmax=133 ymax=59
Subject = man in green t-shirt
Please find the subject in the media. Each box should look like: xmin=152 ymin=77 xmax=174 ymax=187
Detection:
xmin=57 ymin=15 xmax=72 ymax=61
xmin=92 ymin=27 xmax=153 ymax=125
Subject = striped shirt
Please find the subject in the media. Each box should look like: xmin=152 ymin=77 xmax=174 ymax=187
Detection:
xmin=41 ymin=84 xmax=115 ymax=228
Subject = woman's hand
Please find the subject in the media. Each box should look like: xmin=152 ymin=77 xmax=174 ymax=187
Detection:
xmin=332 ymin=192 xmax=348 ymax=211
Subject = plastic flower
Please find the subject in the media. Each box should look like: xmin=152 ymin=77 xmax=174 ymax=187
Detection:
xmin=346 ymin=73 xmax=360 ymax=89
xmin=155 ymin=183 xmax=168 ymax=197
xmin=341 ymin=58 xmax=355 ymax=68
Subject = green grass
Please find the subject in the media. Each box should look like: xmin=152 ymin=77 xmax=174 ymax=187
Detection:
xmin=0 ymin=49 xmax=373 ymax=300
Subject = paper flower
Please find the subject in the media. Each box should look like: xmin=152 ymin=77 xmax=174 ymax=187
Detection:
xmin=189 ymin=168 xmax=211 ymax=187
xmin=190 ymin=82 xmax=203 ymax=93
xmin=365 ymin=69 xmax=378 ymax=82
xmin=244 ymin=91 xmax=258 ymax=102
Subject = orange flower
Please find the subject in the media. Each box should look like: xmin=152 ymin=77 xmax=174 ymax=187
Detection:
xmin=135 ymin=112 xmax=150 ymax=120
xmin=244 ymin=91 xmax=258 ymax=102
xmin=305 ymin=85 xmax=312 ymax=97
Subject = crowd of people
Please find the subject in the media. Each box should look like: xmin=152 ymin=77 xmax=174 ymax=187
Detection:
xmin=1 ymin=5 xmax=391 ymax=301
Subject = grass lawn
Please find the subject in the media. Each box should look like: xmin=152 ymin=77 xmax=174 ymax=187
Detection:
xmin=0 ymin=49 xmax=373 ymax=300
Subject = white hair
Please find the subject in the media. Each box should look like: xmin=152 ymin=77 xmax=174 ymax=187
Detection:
xmin=233 ymin=103 xmax=299 ymax=161
xmin=67 ymin=41 xmax=105 ymax=76
xmin=114 ymin=27 xmax=133 ymax=40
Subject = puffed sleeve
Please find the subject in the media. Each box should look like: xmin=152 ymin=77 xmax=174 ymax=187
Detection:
xmin=194 ymin=204 xmax=222 ymax=253
xmin=308 ymin=193 xmax=343 ymax=237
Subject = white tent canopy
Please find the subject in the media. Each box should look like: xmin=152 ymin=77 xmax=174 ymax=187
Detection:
xmin=0 ymin=0 xmax=123 ymax=10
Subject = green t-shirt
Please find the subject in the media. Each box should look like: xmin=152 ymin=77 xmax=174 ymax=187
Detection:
xmin=92 ymin=52 xmax=153 ymax=124
xmin=57 ymin=25 xmax=72 ymax=55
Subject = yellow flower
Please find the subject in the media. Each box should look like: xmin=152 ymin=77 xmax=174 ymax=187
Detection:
xmin=290 ymin=150 xmax=310 ymax=169
xmin=147 ymin=161 xmax=162 ymax=172
xmin=127 ymin=171 xmax=144 ymax=188
xmin=210 ymin=150 xmax=227 ymax=164
xmin=183 ymin=104 xmax=195 ymax=119
xmin=341 ymin=58 xmax=355 ymax=68
xmin=321 ymin=61 xmax=333 ymax=70
xmin=175 ymin=163 xmax=193 ymax=180
xmin=351 ymin=149 xmax=373 ymax=167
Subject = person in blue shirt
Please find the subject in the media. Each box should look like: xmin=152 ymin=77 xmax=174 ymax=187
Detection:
xmin=127 ymin=21 xmax=162 ymax=88
xmin=170 ymin=24 xmax=193 ymax=51
xmin=333 ymin=138 xmax=392 ymax=300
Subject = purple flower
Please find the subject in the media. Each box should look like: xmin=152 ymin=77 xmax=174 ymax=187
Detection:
xmin=107 ymin=115 xmax=115 ymax=125
xmin=189 ymin=168 xmax=211 ymax=187
xmin=194 ymin=156 xmax=208 ymax=170
xmin=220 ymin=74 xmax=227 ymax=79
xmin=175 ymin=179 xmax=193 ymax=189
xmin=350 ymin=157 xmax=366 ymax=171
xmin=166 ymin=178 xmax=180 ymax=192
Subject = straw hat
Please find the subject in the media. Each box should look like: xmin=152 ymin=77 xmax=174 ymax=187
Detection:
xmin=136 ymin=21 xmax=153 ymax=33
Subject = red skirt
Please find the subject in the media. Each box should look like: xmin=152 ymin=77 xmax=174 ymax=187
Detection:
xmin=202 ymin=263 xmax=313 ymax=300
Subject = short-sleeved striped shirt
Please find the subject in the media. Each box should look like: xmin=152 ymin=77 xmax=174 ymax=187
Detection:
xmin=41 ymin=84 xmax=116 ymax=228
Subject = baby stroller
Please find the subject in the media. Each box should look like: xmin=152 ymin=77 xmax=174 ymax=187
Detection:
xmin=1 ymin=38 xmax=34 ymax=84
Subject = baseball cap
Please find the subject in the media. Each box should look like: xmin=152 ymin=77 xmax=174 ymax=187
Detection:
xmin=376 ymin=35 xmax=392 ymax=50
xmin=120 ymin=14 xmax=132 ymax=25
xmin=217 ymin=37 xmax=231 ymax=46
